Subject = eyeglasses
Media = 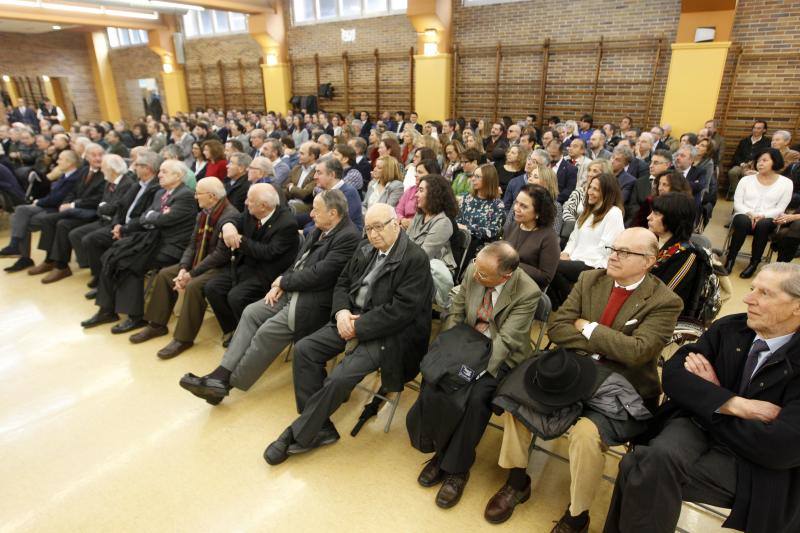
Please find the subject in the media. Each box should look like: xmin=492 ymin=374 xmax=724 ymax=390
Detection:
xmin=605 ymin=246 xmax=652 ymax=260
xmin=650 ymin=160 xmax=669 ymax=166
xmin=364 ymin=218 xmax=395 ymax=233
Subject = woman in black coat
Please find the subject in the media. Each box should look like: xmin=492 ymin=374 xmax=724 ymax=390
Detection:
xmin=647 ymin=192 xmax=702 ymax=319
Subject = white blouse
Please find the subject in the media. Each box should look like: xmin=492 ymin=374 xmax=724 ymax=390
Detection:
xmin=564 ymin=206 xmax=625 ymax=268
xmin=733 ymin=174 xmax=793 ymax=219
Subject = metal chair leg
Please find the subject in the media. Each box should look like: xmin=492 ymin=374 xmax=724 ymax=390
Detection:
xmin=384 ymin=391 xmax=401 ymax=433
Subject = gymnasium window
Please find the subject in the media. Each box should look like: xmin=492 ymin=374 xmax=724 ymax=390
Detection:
xmin=292 ymin=0 xmax=407 ymax=25
xmin=107 ymin=28 xmax=150 ymax=48
xmin=182 ymin=9 xmax=248 ymax=38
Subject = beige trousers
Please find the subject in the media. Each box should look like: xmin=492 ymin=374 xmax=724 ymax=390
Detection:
xmin=498 ymin=412 xmax=608 ymax=515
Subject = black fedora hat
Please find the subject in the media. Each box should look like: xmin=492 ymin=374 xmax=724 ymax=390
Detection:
xmin=524 ymin=348 xmax=597 ymax=412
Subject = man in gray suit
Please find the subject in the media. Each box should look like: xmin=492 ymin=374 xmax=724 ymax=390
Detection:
xmin=588 ymin=131 xmax=612 ymax=161
xmin=170 ymin=122 xmax=195 ymax=160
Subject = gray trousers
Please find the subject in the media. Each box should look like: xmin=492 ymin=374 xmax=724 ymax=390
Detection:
xmin=290 ymin=325 xmax=381 ymax=447
xmin=603 ymin=417 xmax=736 ymax=533
xmin=221 ymin=296 xmax=295 ymax=391
xmin=11 ymin=203 xmax=48 ymax=256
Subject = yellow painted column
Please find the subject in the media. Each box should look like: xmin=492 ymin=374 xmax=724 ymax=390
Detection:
xmin=2 ymin=77 xmax=20 ymax=106
xmin=148 ymin=20 xmax=190 ymax=116
xmin=414 ymin=54 xmax=451 ymax=122
xmin=160 ymin=68 xmax=189 ymax=115
xmin=86 ymin=31 xmax=122 ymax=122
xmin=261 ymin=62 xmax=291 ymax=114
xmin=660 ymin=42 xmax=731 ymax=135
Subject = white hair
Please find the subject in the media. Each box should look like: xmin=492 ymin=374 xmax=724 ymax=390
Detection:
xmin=101 ymin=154 xmax=128 ymax=177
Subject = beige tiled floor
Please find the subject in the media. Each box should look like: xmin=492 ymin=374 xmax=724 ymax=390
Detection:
xmin=0 ymin=201 xmax=749 ymax=532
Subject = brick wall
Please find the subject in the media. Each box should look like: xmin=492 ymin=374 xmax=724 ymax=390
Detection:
xmin=108 ymin=45 xmax=164 ymax=123
xmin=0 ymin=30 xmax=101 ymax=123
xmin=715 ymin=0 xmax=800 ymax=167
xmin=183 ymin=33 xmax=264 ymax=111
xmin=451 ymin=0 xmax=681 ymax=126
xmin=285 ymin=2 xmax=417 ymax=117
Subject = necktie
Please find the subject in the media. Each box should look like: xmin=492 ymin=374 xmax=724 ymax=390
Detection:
xmin=551 ymin=161 xmax=557 ymax=168
xmin=738 ymin=339 xmax=769 ymax=394
xmin=475 ymin=287 xmax=494 ymax=333
xmin=160 ymin=190 xmax=171 ymax=212
xmin=108 ymin=183 xmax=116 ymax=193
xmin=256 ymin=219 xmax=262 ymax=230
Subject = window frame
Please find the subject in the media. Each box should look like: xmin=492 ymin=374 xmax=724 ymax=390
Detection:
xmin=461 ymin=0 xmax=528 ymax=7
xmin=291 ymin=0 xmax=406 ymax=26
xmin=107 ymin=27 xmax=150 ymax=49
xmin=182 ymin=9 xmax=250 ymax=40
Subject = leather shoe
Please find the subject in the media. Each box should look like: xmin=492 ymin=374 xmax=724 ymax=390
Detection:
xmin=85 ymin=288 xmax=98 ymax=300
xmin=286 ymin=425 xmax=340 ymax=456
xmin=740 ymin=262 xmax=759 ymax=279
xmin=551 ymin=508 xmax=589 ymax=533
xmin=110 ymin=317 xmax=147 ymax=334
xmin=157 ymin=339 xmax=193 ymax=359
xmin=81 ymin=310 xmax=119 ymax=328
xmin=418 ymin=455 xmax=444 ymax=487
xmin=87 ymin=276 xmax=98 ymax=288
xmin=28 ymin=262 xmax=54 ymax=275
xmin=42 ymin=266 xmax=72 ymax=284
xmin=129 ymin=324 xmax=168 ymax=344
xmin=484 ymin=481 xmax=531 ymax=524
xmin=4 ymin=257 xmax=34 ymax=272
xmin=264 ymin=427 xmax=295 ymax=466
xmin=178 ymin=372 xmax=229 ymax=404
xmin=0 ymin=245 xmax=20 ymax=257
xmin=436 ymin=472 xmax=470 ymax=509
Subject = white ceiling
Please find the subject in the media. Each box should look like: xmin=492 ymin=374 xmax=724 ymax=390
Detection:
xmin=0 ymin=19 xmax=76 ymax=33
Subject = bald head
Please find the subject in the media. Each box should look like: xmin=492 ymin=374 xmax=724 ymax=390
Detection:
xmin=364 ymin=203 xmax=400 ymax=252
xmin=246 ymin=183 xmax=280 ymax=218
xmin=196 ymin=177 xmax=226 ymax=209
xmin=606 ymin=227 xmax=658 ymax=285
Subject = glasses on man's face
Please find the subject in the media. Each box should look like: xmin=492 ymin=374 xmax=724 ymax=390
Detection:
xmin=650 ymin=159 xmax=669 ymax=167
xmin=364 ymin=218 xmax=394 ymax=234
xmin=605 ymin=246 xmax=651 ymax=260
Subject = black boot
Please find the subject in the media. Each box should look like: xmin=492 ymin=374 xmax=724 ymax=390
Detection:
xmin=724 ymin=253 xmax=736 ymax=274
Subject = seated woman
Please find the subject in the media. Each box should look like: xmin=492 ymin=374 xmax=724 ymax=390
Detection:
xmin=632 ymin=170 xmax=692 ymax=228
xmin=726 ymin=147 xmax=793 ymax=278
xmin=189 ymin=142 xmax=207 ymax=180
xmin=562 ymin=159 xmax=612 ymax=223
xmin=407 ymin=174 xmax=458 ymax=269
xmin=647 ymin=192 xmax=704 ymax=317
xmin=443 ymin=140 xmax=465 ymax=183
xmin=201 ymin=139 xmax=227 ymax=179
xmin=456 ymin=163 xmax=506 ymax=264
xmin=404 ymin=147 xmax=437 ymax=190
xmin=505 ymin=184 xmax=560 ymax=288
xmin=549 ymin=172 xmax=625 ymax=307
xmin=495 ymin=145 xmax=528 ymax=194
xmin=363 ymin=155 xmax=404 ymax=215
xmin=397 ymin=159 xmax=439 ymax=228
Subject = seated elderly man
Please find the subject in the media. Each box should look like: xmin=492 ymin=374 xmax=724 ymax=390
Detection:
xmin=179 ymin=189 xmax=361 ymax=403
xmin=605 ymin=263 xmax=800 ymax=533
xmin=128 ymin=177 xmax=239 ymax=358
xmin=301 ymin=158 xmax=363 ymax=233
xmin=81 ymin=160 xmax=197 ymax=333
xmin=486 ymin=227 xmax=682 ymax=532
xmin=202 ymin=183 xmax=299 ymax=350
xmin=26 ymin=143 xmax=106 ymax=281
xmin=79 ymin=149 xmax=161 ymax=296
xmin=408 ymin=242 xmax=541 ymax=509
xmin=1 ymin=149 xmax=83 ymax=271
xmin=264 ymin=203 xmax=433 ymax=465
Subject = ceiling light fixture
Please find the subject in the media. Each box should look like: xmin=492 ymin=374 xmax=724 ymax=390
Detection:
xmin=0 ymin=0 xmax=159 ymax=19
xmin=52 ymin=24 xmax=61 ymax=29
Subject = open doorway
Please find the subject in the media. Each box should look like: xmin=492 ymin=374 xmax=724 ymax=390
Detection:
xmin=139 ymin=79 xmax=162 ymax=120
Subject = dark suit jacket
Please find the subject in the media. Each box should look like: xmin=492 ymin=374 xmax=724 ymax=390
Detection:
xmin=616 ymin=170 xmax=637 ymax=203
xmin=112 ymin=178 xmax=161 ymax=227
xmin=229 ymin=205 xmax=299 ymax=288
xmin=64 ymin=167 xmax=106 ymax=210
xmin=279 ymin=217 xmax=362 ymax=341
xmin=224 ymin=175 xmax=250 ymax=212
xmin=96 ymin=174 xmax=136 ymax=223
xmin=548 ymin=269 xmax=682 ymax=399
xmin=732 ymin=135 xmax=770 ymax=167
xmin=36 ymin=168 xmax=81 ymax=209
xmin=625 ymin=176 xmax=653 ymax=226
xmin=661 ymin=314 xmax=800 ymax=533
xmin=627 ymin=158 xmax=650 ymax=180
xmin=179 ymin=200 xmax=240 ymax=276
xmin=124 ymin=184 xmax=198 ymax=262
xmin=556 ymin=159 xmax=578 ymax=204
xmin=9 ymin=107 xmax=38 ymax=131
xmin=331 ymin=230 xmax=433 ymax=391
xmin=354 ymin=157 xmax=372 ymax=190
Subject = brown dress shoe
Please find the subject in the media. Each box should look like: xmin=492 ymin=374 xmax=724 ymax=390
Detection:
xmin=41 ymin=266 xmax=72 ymax=284
xmin=551 ymin=508 xmax=589 ymax=533
xmin=28 ymin=262 xmax=54 ymax=275
xmin=417 ymin=456 xmax=444 ymax=487
xmin=157 ymin=339 xmax=193 ymax=359
xmin=129 ymin=324 xmax=169 ymax=344
xmin=435 ymin=472 xmax=469 ymax=509
xmin=484 ymin=481 xmax=532 ymax=524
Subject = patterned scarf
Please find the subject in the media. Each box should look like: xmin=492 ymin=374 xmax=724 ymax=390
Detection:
xmin=192 ymin=199 xmax=230 ymax=267
xmin=656 ymin=240 xmax=688 ymax=266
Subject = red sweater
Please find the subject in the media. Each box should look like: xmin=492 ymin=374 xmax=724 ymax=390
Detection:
xmin=205 ymin=159 xmax=228 ymax=179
